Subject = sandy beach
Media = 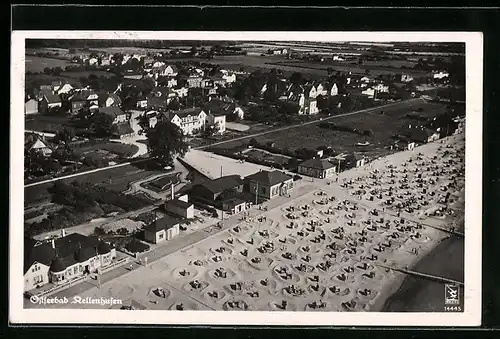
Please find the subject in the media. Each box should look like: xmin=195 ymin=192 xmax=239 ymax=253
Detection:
xmin=28 ymin=133 xmax=465 ymax=312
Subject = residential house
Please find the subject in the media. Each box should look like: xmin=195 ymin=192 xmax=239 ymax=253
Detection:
xmin=244 ymin=170 xmax=294 ymax=201
xmin=401 ymin=74 xmax=414 ymax=82
xmin=144 ymin=110 xmax=159 ymax=129
xmin=111 ymin=123 xmax=135 ymax=139
xmin=172 ymin=86 xmax=188 ymax=98
xmin=104 ymin=93 xmax=122 ymax=107
xmin=374 ymin=83 xmax=389 ymax=93
xmin=165 ymin=189 xmax=194 ymax=219
xmin=298 ymin=158 xmax=337 ymax=179
xmin=432 ymin=71 xmax=449 ymax=79
xmin=100 ymin=58 xmax=111 ymax=67
xmin=201 ymin=78 xmax=214 ymax=88
xmin=169 ymin=108 xmax=207 ymax=135
xmin=136 ymin=96 xmax=148 ymax=109
xmin=316 ymin=83 xmax=329 ymax=96
xmin=302 ymin=84 xmax=319 ymax=115
xmin=206 ymin=111 xmax=226 ymax=134
xmin=25 ymin=99 xmax=39 ymax=115
xmin=330 ymin=83 xmax=339 ymax=96
xmin=186 ymin=76 xmax=203 ymax=88
xmin=189 ymin=175 xmax=249 ymax=214
xmin=88 ymin=57 xmax=99 ymax=66
xmin=146 ymin=87 xmax=177 ymax=110
xmin=99 ymin=106 xmax=128 ymax=124
xmin=204 ymin=99 xmax=245 ymax=120
xmin=211 ymin=76 xmax=227 ymax=87
xmin=39 ymin=93 xmax=63 ymax=113
xmin=164 ymin=65 xmax=178 ymax=77
xmin=361 ymin=88 xmax=375 ymax=98
xmin=222 ymin=72 xmax=237 ymax=84
xmin=24 ymin=232 xmax=116 ymax=291
xmin=144 ymin=216 xmax=180 ymax=244
xmin=69 ymin=90 xmax=99 ymax=113
xmin=25 ymin=136 xmax=53 ymax=157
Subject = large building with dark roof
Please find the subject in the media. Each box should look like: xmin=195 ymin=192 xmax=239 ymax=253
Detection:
xmin=189 ymin=175 xmax=250 ymax=214
xmin=24 ymin=231 xmax=116 ymax=292
xmin=298 ymin=158 xmax=337 ymax=179
xmin=244 ymin=170 xmax=294 ymax=201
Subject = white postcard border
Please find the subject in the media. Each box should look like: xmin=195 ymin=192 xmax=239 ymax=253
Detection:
xmin=10 ymin=31 xmax=483 ymax=326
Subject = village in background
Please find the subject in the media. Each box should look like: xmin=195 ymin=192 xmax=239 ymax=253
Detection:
xmin=23 ymin=40 xmax=466 ymax=312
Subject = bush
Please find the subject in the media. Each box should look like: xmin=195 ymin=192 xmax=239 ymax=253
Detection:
xmin=94 ymin=226 xmax=106 ymax=235
xmin=125 ymin=239 xmax=150 ymax=253
xmin=117 ymin=227 xmax=129 ymax=236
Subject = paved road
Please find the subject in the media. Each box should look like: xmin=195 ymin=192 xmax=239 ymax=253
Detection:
xmin=24 ymin=98 xmax=422 ymax=188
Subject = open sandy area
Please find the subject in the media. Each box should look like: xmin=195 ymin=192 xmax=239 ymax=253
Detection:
xmin=37 ymin=133 xmax=464 ymax=312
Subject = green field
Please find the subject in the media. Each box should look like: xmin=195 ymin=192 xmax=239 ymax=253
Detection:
xmin=25 ymin=56 xmax=74 ymax=73
xmin=24 ymin=163 xmax=162 ymax=205
xmin=211 ymin=99 xmax=449 ymax=160
xmin=73 ymin=142 xmax=139 ymax=158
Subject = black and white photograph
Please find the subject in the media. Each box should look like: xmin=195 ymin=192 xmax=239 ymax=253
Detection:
xmin=10 ymin=31 xmax=482 ymax=326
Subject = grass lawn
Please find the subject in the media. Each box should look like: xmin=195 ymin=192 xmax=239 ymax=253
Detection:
xmin=25 ymin=56 xmax=73 ymax=73
xmin=24 ymin=164 xmax=161 ymax=205
xmin=61 ymin=70 xmax=114 ymax=79
xmin=73 ymin=142 xmax=139 ymax=158
xmin=25 ymin=114 xmax=72 ymax=133
xmin=210 ymin=99 xmax=448 ymax=161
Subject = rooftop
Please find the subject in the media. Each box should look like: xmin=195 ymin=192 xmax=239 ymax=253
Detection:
xmin=245 ymin=170 xmax=293 ymax=186
xmin=166 ymin=198 xmax=193 ymax=210
xmin=195 ymin=175 xmax=244 ymax=195
xmin=144 ymin=215 xmax=180 ymax=233
xmin=299 ymin=158 xmax=336 ymax=170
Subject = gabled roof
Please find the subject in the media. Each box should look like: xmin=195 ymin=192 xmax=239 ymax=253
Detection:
xmin=203 ymin=99 xmax=236 ymax=116
xmin=24 ymin=233 xmax=112 ymax=274
xmin=166 ymin=65 xmax=178 ymax=72
xmin=299 ymin=158 xmax=336 ymax=170
xmin=194 ymin=175 xmax=244 ymax=195
xmin=70 ymin=90 xmax=97 ymax=102
xmin=112 ymin=123 xmax=135 ymax=136
xmin=245 ymin=170 xmax=293 ymax=186
xmin=151 ymin=86 xmax=175 ymax=97
xmin=107 ymin=93 xmax=122 ymax=105
xmin=171 ymin=108 xmax=204 ymax=119
xmin=144 ymin=215 xmax=180 ymax=233
xmin=44 ymin=93 xmax=62 ymax=104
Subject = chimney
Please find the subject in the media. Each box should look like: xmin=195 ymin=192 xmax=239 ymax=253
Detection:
xmin=51 ymin=239 xmax=55 ymax=249
xmin=171 ymin=183 xmax=175 ymax=200
xmin=61 ymin=229 xmax=66 ymax=238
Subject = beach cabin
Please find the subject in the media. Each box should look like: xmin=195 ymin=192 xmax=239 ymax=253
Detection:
xmin=144 ymin=216 xmax=180 ymax=244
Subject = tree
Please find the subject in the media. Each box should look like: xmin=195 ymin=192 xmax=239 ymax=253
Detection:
xmin=146 ymin=121 xmax=189 ymax=166
xmin=53 ymin=67 xmax=63 ymax=76
xmin=90 ymin=112 xmax=114 ymax=137
xmin=54 ymin=127 xmax=75 ymax=145
xmin=290 ymin=72 xmax=304 ymax=85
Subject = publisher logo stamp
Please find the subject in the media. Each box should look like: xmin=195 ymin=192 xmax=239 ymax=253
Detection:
xmin=445 ymin=284 xmax=460 ymax=305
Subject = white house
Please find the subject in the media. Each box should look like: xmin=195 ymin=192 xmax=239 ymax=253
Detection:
xmin=24 ymin=232 xmax=116 ymax=292
xmin=374 ymin=83 xmax=389 ymax=93
xmin=54 ymin=83 xmax=74 ymax=95
xmin=222 ymin=73 xmax=237 ymax=84
xmin=433 ymin=71 xmax=450 ymax=79
xmin=164 ymin=65 xmax=178 ymax=77
xmin=88 ymin=57 xmax=99 ymax=66
xmin=330 ymin=83 xmax=339 ymax=96
xmin=333 ymin=55 xmax=345 ymax=61
xmin=172 ymin=86 xmax=188 ymax=98
xmin=316 ymin=83 xmax=328 ymax=96
xmin=206 ymin=112 xmax=226 ymax=134
xmin=401 ymin=74 xmax=414 ymax=82
xmin=105 ymin=93 xmax=122 ymax=107
xmin=169 ymin=108 xmax=207 ymax=135
xmin=361 ymin=88 xmax=375 ymax=98
xmin=144 ymin=216 xmax=180 ymax=244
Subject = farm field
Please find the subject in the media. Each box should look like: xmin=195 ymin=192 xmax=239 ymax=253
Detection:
xmin=210 ymin=99 xmax=449 ymax=160
xmin=25 ymin=56 xmax=74 ymax=73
